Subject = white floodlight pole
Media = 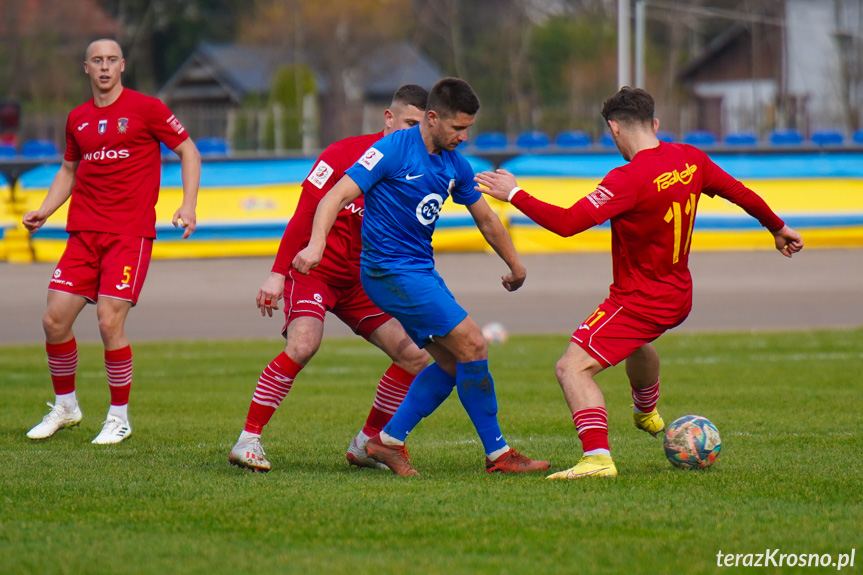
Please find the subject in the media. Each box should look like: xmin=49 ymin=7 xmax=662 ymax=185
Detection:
xmin=618 ymin=0 xmax=632 ymax=88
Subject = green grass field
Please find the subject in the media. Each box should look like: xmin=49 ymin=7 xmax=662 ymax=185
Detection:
xmin=1 ymin=329 xmax=860 ymax=574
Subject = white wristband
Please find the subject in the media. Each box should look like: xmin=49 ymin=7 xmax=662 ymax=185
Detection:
xmin=507 ymin=186 xmax=522 ymax=202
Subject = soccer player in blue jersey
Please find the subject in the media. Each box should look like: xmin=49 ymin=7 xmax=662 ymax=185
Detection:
xmin=293 ymin=77 xmax=549 ymax=476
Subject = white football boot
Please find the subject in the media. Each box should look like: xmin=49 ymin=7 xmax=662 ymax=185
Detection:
xmin=91 ymin=415 xmax=133 ymax=444
xmin=27 ymin=402 xmax=83 ymax=439
xmin=229 ymin=436 xmax=271 ymax=472
xmin=346 ymin=432 xmax=388 ymax=470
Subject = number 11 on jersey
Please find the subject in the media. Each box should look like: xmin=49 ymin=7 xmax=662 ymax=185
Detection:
xmin=664 ymin=193 xmax=697 ymax=264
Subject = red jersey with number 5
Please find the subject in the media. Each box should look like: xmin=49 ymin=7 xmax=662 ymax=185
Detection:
xmin=63 ymin=88 xmax=189 ymax=238
xmin=577 ymin=141 xmax=784 ymax=324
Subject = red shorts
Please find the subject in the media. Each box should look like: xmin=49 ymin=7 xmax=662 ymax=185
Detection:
xmin=282 ymin=269 xmax=390 ymax=340
xmin=571 ymin=300 xmax=676 ymax=368
xmin=50 ymin=231 xmax=153 ymax=305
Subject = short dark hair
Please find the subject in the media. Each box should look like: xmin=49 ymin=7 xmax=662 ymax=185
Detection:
xmin=427 ymin=77 xmax=480 ymax=118
xmin=601 ymin=86 xmax=654 ymax=125
xmin=392 ymin=84 xmax=428 ymax=111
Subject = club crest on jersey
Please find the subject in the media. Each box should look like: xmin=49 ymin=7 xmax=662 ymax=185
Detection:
xmin=416 ymin=193 xmax=444 ymax=225
xmin=167 ymin=115 xmax=185 ymax=135
xmin=117 ymin=118 xmax=128 ymax=134
xmin=586 ymin=185 xmax=614 ymax=208
xmin=358 ymin=147 xmax=383 ymax=170
xmin=98 ymin=119 xmax=107 ymax=134
xmin=307 ymin=160 xmax=334 ymax=189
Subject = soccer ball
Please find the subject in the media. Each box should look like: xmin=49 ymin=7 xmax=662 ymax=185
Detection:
xmin=663 ymin=415 xmax=721 ymax=470
xmin=481 ymin=322 xmax=509 ymax=344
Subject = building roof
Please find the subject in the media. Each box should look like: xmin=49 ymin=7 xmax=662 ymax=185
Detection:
xmin=159 ymin=41 xmax=441 ymax=105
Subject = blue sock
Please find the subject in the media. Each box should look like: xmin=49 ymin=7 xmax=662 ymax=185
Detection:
xmin=383 ymin=362 xmax=455 ymax=441
xmin=456 ymin=360 xmax=506 ymax=455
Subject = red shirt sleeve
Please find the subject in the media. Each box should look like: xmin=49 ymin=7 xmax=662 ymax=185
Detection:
xmin=272 ymin=190 xmax=318 ymax=275
xmin=700 ymin=152 xmax=785 ymax=232
xmin=510 ymin=189 xmax=597 ymax=237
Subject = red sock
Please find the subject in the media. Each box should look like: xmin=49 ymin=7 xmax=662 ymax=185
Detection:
xmin=244 ymin=352 xmax=303 ymax=435
xmin=631 ymin=378 xmax=660 ymax=413
xmin=105 ymin=346 xmax=133 ymax=406
xmin=47 ymin=338 xmax=77 ymax=396
xmin=361 ymin=364 xmax=415 ymax=437
xmin=572 ymin=406 xmax=609 ymax=453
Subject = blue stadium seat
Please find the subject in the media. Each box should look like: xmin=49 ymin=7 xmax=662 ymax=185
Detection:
xmin=682 ymin=130 xmax=717 ymax=146
xmin=810 ymin=129 xmax=844 ymax=146
xmin=853 ymin=130 xmax=863 ymax=145
xmin=768 ymin=129 xmax=804 ymax=146
xmin=0 ymin=144 xmax=16 ymax=158
xmin=20 ymin=139 xmax=59 ymax=158
xmin=724 ymin=131 xmax=758 ymax=146
xmin=599 ymin=133 xmax=616 ymax=148
xmin=515 ymin=130 xmax=551 ymax=151
xmin=657 ymin=130 xmax=675 ymax=143
xmin=472 ymin=132 xmax=508 ymax=150
xmin=554 ymin=130 xmax=591 ymax=148
xmin=196 ymin=137 xmax=230 ymax=157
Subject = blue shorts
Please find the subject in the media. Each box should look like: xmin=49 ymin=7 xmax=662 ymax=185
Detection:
xmin=361 ymin=267 xmax=467 ymax=348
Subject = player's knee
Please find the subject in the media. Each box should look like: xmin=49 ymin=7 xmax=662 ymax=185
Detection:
xmin=399 ymin=347 xmax=430 ymax=375
xmin=42 ymin=312 xmax=67 ymax=339
xmin=285 ymin=338 xmax=319 ymax=365
xmin=461 ymin=330 xmax=488 ymax=361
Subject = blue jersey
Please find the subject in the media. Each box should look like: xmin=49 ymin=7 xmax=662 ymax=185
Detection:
xmin=346 ymin=125 xmax=480 ymax=271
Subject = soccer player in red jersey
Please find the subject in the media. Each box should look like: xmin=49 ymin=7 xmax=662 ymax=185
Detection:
xmin=228 ymin=85 xmax=431 ymax=472
xmin=23 ymin=39 xmax=200 ymax=444
xmin=475 ymin=87 xmax=803 ymax=479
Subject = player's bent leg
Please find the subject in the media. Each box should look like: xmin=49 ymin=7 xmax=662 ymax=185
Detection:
xmin=284 ymin=316 xmax=325 ymax=366
xmin=368 ymin=318 xmax=430 ymax=375
xmin=42 ymin=291 xmax=88 ymax=344
xmin=626 ymin=344 xmax=665 ymax=436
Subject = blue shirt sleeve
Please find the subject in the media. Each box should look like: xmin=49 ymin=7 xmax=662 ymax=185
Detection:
xmin=345 ymin=137 xmax=400 ymax=193
xmin=449 ymin=152 xmax=481 ymax=205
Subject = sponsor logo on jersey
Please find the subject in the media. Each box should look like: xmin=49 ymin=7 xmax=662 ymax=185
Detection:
xmin=167 ymin=115 xmax=185 ymax=135
xmin=586 ymin=185 xmax=614 ymax=208
xmin=98 ymin=119 xmax=107 ymax=134
xmin=343 ymin=202 xmax=364 ymax=217
xmin=314 ymin=293 xmax=323 ymax=303
xmin=405 ymin=173 xmax=424 ymax=180
xmin=115 ymin=283 xmax=131 ymax=291
xmin=117 ymin=118 xmax=128 ymax=134
xmin=297 ymin=298 xmax=325 ymax=311
xmin=81 ymin=147 xmax=131 ymax=161
xmin=307 ymin=160 xmax=334 ymax=189
xmin=416 ymin=193 xmax=444 ymax=225
xmin=50 ymin=269 xmax=73 ymax=286
xmin=77 ymin=122 xmax=89 ymax=131
xmin=653 ymin=163 xmax=698 ymax=192
xmin=358 ymin=147 xmax=383 ymax=170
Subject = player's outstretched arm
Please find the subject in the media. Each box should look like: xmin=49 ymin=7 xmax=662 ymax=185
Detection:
xmin=466 ymin=196 xmax=526 ymax=292
xmin=293 ymin=175 xmax=362 ymax=274
xmin=172 ymin=138 xmax=200 ymax=239
xmin=772 ymin=225 xmax=804 ymax=258
xmin=474 ymin=169 xmax=520 ymax=202
xmin=22 ymin=160 xmax=77 ymax=233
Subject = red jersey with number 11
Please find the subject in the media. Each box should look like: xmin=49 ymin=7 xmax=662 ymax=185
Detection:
xmin=63 ymin=88 xmax=188 ymax=238
xmin=577 ymin=141 xmax=784 ymax=324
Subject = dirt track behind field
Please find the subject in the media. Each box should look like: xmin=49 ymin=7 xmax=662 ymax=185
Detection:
xmin=1 ymin=249 xmax=861 ymax=345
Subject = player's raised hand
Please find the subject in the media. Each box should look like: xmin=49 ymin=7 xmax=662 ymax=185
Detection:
xmin=474 ymin=169 xmax=520 ymax=202
xmin=292 ymin=244 xmax=323 ymax=275
xmin=173 ymin=205 xmax=197 ymax=239
xmin=773 ymin=225 xmax=804 ymax=258
xmin=256 ymin=272 xmax=285 ymax=317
